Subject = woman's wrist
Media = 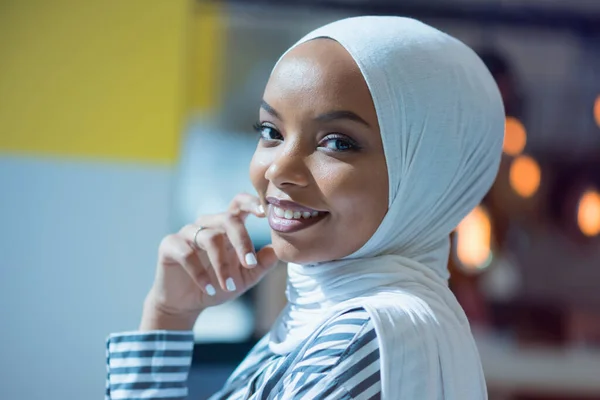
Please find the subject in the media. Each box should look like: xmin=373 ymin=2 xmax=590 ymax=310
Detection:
xmin=139 ymin=296 xmax=201 ymax=331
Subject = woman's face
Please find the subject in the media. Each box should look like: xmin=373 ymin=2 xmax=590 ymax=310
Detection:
xmin=250 ymin=39 xmax=388 ymax=264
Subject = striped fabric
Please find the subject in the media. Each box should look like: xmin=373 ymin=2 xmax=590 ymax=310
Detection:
xmin=106 ymin=331 xmax=195 ymax=400
xmin=105 ymin=308 xmax=381 ymax=399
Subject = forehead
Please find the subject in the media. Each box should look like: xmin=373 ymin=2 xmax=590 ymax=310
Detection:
xmin=264 ymin=39 xmax=376 ymax=119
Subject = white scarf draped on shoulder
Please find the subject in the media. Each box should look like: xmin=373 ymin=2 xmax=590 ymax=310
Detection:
xmin=268 ymin=16 xmax=505 ymax=400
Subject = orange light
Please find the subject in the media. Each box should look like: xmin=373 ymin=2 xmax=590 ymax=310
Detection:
xmin=509 ymin=155 xmax=541 ymax=198
xmin=456 ymin=206 xmax=492 ymax=271
xmin=578 ymin=189 xmax=600 ymax=237
xmin=594 ymin=96 xmax=600 ymax=128
xmin=503 ymin=117 xmax=527 ymax=156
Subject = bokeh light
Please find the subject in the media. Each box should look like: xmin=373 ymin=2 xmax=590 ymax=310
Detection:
xmin=578 ymin=189 xmax=600 ymax=237
xmin=594 ymin=95 xmax=600 ymax=128
xmin=509 ymin=155 xmax=541 ymax=198
xmin=455 ymin=206 xmax=493 ymax=272
xmin=503 ymin=116 xmax=527 ymax=156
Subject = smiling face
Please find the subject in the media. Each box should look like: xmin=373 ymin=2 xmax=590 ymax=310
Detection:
xmin=250 ymin=39 xmax=389 ymax=264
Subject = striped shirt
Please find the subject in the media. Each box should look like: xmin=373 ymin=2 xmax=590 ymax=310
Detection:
xmin=106 ymin=308 xmax=381 ymax=399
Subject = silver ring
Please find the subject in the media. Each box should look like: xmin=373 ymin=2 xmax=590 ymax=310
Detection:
xmin=193 ymin=226 xmax=205 ymax=249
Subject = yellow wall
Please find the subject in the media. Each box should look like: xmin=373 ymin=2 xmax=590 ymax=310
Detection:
xmin=188 ymin=2 xmax=226 ymax=113
xmin=0 ymin=0 xmax=193 ymax=163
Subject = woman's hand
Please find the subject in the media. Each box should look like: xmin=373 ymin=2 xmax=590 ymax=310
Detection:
xmin=140 ymin=193 xmax=279 ymax=331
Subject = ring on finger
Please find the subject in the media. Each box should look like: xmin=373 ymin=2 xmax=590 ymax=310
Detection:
xmin=193 ymin=226 xmax=205 ymax=249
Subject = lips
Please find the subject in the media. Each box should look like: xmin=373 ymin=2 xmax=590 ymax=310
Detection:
xmin=266 ymin=197 xmax=323 ymax=213
xmin=266 ymin=196 xmax=328 ymax=233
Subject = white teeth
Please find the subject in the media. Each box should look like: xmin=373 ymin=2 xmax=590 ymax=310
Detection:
xmin=273 ymin=206 xmax=321 ymax=220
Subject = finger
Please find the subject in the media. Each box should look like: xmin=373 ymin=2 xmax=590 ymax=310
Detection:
xmin=222 ymin=213 xmax=258 ymax=269
xmin=159 ymin=234 xmax=213 ymax=294
xmin=228 ymin=193 xmax=265 ymax=219
xmin=256 ymin=245 xmax=279 ymax=272
xmin=195 ymin=228 xmax=237 ymax=292
xmin=180 ymin=224 xmax=214 ymax=251
xmin=242 ymin=244 xmax=280 ymax=285
xmin=197 ymin=249 xmax=224 ymax=295
xmin=179 ymin=224 xmax=231 ymax=295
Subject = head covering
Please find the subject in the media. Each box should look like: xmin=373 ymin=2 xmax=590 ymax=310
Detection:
xmin=268 ymin=16 xmax=504 ymax=399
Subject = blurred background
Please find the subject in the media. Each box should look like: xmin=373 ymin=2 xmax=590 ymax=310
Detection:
xmin=1 ymin=0 xmax=600 ymax=399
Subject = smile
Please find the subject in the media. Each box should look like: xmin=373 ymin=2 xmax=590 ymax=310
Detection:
xmin=273 ymin=207 xmax=321 ymax=220
xmin=266 ymin=197 xmax=328 ymax=233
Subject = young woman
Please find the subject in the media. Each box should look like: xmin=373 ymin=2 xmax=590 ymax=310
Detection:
xmin=106 ymin=16 xmax=504 ymax=400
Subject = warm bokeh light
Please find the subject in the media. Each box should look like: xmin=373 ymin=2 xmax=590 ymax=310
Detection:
xmin=594 ymin=95 xmax=600 ymax=128
xmin=456 ymin=206 xmax=493 ymax=271
xmin=503 ymin=117 xmax=527 ymax=156
xmin=509 ymin=155 xmax=541 ymax=198
xmin=578 ymin=189 xmax=600 ymax=237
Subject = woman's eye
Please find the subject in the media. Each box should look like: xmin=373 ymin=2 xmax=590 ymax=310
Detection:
xmin=253 ymin=123 xmax=283 ymax=141
xmin=320 ymin=135 xmax=359 ymax=152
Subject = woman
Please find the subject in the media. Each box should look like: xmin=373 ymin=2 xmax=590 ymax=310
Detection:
xmin=106 ymin=16 xmax=504 ymax=400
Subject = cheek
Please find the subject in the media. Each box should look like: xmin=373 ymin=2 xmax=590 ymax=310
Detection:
xmin=249 ymin=148 xmax=271 ymax=192
xmin=318 ymin=158 xmax=388 ymax=225
xmin=323 ymin=162 xmax=386 ymax=206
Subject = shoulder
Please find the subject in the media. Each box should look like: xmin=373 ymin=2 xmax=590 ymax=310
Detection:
xmin=305 ymin=307 xmax=378 ymax=360
xmin=224 ymin=334 xmax=274 ymax=384
xmin=282 ymin=308 xmax=381 ymax=399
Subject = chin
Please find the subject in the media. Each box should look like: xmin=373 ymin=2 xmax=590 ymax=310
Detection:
xmin=271 ymin=234 xmax=329 ymax=265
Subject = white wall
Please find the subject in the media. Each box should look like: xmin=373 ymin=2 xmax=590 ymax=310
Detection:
xmin=0 ymin=155 xmax=173 ymax=399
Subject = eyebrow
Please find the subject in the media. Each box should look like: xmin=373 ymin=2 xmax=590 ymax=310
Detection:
xmin=260 ymin=100 xmax=282 ymax=120
xmin=314 ymin=110 xmax=370 ymax=127
xmin=260 ymin=100 xmax=370 ymax=127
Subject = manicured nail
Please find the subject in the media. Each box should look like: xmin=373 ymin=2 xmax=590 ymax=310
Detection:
xmin=257 ymin=204 xmax=265 ymax=214
xmin=245 ymin=252 xmax=258 ymax=267
xmin=226 ymin=278 xmax=236 ymax=292
xmin=205 ymin=284 xmax=216 ymax=296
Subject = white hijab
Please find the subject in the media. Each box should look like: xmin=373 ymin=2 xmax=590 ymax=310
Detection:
xmin=268 ymin=16 xmax=504 ymax=399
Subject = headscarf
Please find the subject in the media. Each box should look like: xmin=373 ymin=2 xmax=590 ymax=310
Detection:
xmin=268 ymin=16 xmax=504 ymax=399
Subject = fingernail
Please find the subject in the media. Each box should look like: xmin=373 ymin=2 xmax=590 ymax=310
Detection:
xmin=205 ymin=284 xmax=216 ymax=296
xmin=245 ymin=252 xmax=258 ymax=267
xmin=257 ymin=205 xmax=265 ymax=214
xmin=226 ymin=278 xmax=236 ymax=292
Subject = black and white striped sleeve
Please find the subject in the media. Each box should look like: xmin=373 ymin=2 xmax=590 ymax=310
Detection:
xmin=105 ymin=331 xmax=194 ymax=400
xmin=276 ymin=308 xmax=381 ymax=400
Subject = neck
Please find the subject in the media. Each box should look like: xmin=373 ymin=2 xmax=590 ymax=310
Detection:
xmin=270 ymin=250 xmax=454 ymax=353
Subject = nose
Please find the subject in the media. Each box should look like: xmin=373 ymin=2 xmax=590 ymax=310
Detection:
xmin=264 ymin=143 xmax=311 ymax=189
